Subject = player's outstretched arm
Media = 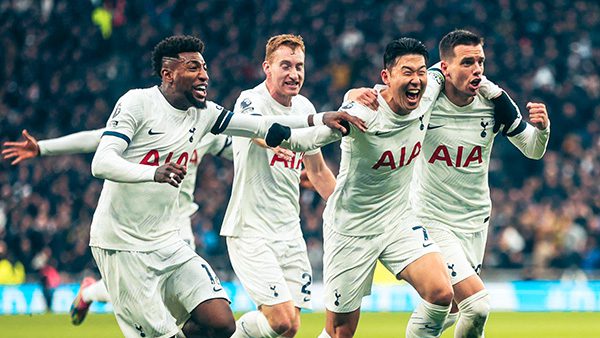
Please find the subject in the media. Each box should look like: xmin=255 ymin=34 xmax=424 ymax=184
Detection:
xmin=91 ymin=136 xmax=185 ymax=187
xmin=2 ymin=128 xmax=105 ymax=165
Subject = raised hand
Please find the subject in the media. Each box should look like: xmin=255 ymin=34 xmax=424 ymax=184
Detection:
xmin=154 ymin=162 xmax=187 ymax=188
xmin=2 ymin=129 xmax=40 ymax=165
xmin=322 ymin=111 xmax=368 ymax=135
xmin=526 ymin=102 xmax=549 ymax=130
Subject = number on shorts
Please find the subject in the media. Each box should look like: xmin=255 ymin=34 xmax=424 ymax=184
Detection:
xmin=412 ymin=225 xmax=433 ymax=247
xmin=301 ymin=272 xmax=312 ymax=296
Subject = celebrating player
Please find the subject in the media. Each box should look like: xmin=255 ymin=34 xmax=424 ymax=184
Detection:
xmin=411 ymin=29 xmax=550 ymax=337
xmin=346 ymin=29 xmax=550 ymax=338
xmin=224 ymin=34 xmax=346 ymax=338
xmin=282 ymin=37 xmax=454 ymax=338
xmin=3 ymin=128 xmax=233 ymax=326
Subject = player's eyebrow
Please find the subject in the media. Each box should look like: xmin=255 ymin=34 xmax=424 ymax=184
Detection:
xmin=401 ymin=65 xmax=427 ymax=72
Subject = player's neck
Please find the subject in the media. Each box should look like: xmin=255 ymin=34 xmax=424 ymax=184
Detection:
xmin=265 ymin=82 xmax=293 ymax=107
xmin=443 ymin=83 xmax=474 ymax=107
xmin=159 ymin=85 xmax=190 ymax=110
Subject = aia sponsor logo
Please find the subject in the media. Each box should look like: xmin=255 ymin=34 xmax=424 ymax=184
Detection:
xmin=139 ymin=150 xmax=189 ymax=166
xmin=428 ymin=145 xmax=482 ymax=167
xmin=270 ymin=152 xmax=305 ymax=169
xmin=371 ymin=142 xmax=421 ymax=170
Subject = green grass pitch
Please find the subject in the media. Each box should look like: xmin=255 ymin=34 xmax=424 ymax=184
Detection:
xmin=1 ymin=312 xmax=599 ymax=337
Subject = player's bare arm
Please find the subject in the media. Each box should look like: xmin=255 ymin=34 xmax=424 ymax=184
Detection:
xmin=315 ymin=111 xmax=368 ymax=134
xmin=2 ymin=129 xmax=40 ymax=165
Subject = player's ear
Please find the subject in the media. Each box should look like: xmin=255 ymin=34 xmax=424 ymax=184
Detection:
xmin=262 ymin=61 xmax=271 ymax=77
xmin=381 ymin=68 xmax=390 ymax=86
xmin=440 ymin=60 xmax=450 ymax=78
xmin=161 ymin=66 xmax=174 ymax=84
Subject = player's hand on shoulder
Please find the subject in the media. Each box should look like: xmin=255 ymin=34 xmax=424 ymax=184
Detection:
xmin=154 ymin=162 xmax=187 ymax=188
xmin=347 ymin=88 xmax=379 ymax=110
xmin=526 ymin=102 xmax=549 ymax=130
xmin=322 ymin=111 xmax=368 ymax=136
xmin=2 ymin=129 xmax=40 ymax=165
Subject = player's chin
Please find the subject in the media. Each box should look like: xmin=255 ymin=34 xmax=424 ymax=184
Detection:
xmin=192 ymin=98 xmax=207 ymax=109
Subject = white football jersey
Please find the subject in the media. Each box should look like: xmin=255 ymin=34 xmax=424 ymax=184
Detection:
xmin=412 ymin=91 xmax=497 ymax=233
xmin=90 ymin=86 xmax=234 ymax=251
xmin=220 ymin=82 xmax=319 ymax=239
xmin=325 ymin=71 xmax=443 ymax=236
xmin=179 ymin=133 xmax=232 ymax=218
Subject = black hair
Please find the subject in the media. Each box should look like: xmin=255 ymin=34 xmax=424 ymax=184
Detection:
xmin=383 ymin=37 xmax=429 ymax=70
xmin=151 ymin=35 xmax=205 ymax=78
xmin=439 ymin=29 xmax=484 ymax=60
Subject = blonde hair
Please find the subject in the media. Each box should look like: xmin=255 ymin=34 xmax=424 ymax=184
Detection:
xmin=265 ymin=34 xmax=305 ymax=63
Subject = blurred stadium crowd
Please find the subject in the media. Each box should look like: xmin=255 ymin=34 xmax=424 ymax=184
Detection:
xmin=0 ymin=0 xmax=599 ymax=284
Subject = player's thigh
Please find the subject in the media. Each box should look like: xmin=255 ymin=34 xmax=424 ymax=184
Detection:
xmin=278 ymin=237 xmax=314 ymax=310
xmin=428 ymin=225 xmax=486 ymax=286
xmin=227 ymin=236 xmax=292 ymax=307
xmin=323 ymin=225 xmax=381 ymax=313
xmin=378 ymin=220 xmax=440 ymax=279
xmin=91 ymin=247 xmax=179 ymax=338
xmin=162 ymin=250 xmax=230 ymax=327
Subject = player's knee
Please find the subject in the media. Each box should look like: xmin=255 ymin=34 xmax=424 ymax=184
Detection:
xmin=426 ymin=285 xmax=454 ymax=306
xmin=461 ymin=291 xmax=491 ymax=324
xmin=333 ymin=325 xmax=357 ymax=338
xmin=269 ymin=315 xmax=294 ymax=335
xmin=210 ymin=316 xmax=237 ymax=338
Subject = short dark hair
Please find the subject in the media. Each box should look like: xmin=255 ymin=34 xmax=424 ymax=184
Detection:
xmin=439 ymin=29 xmax=484 ymax=61
xmin=383 ymin=38 xmax=429 ymax=70
xmin=151 ymin=35 xmax=205 ymax=77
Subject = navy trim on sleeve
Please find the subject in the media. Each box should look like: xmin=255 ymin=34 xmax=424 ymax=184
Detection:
xmin=102 ymin=131 xmax=131 ymax=144
xmin=210 ymin=109 xmax=234 ymax=134
xmin=506 ymin=120 xmax=527 ymax=137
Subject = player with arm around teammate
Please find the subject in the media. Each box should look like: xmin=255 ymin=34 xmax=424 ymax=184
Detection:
xmin=84 ymin=34 xmax=357 ymax=338
xmin=281 ymin=38 xmax=454 ymax=338
xmin=345 ymin=30 xmax=549 ymax=338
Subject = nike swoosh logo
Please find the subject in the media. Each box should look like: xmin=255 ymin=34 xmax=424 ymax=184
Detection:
xmin=423 ymin=242 xmax=434 ymax=248
xmin=303 ymin=296 xmax=311 ymax=302
xmin=374 ymin=131 xmax=392 ymax=136
xmin=213 ymin=286 xmax=223 ymax=292
xmin=148 ymin=129 xmax=165 ymax=135
xmin=426 ymin=124 xmax=444 ymax=130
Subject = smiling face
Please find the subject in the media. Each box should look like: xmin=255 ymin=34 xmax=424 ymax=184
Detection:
xmin=381 ymin=54 xmax=428 ymax=115
xmin=263 ymin=45 xmax=305 ymax=106
xmin=170 ymin=51 xmax=209 ymax=109
xmin=441 ymin=43 xmax=485 ymax=105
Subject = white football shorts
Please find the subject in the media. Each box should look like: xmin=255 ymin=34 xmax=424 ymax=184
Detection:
xmin=323 ymin=217 xmax=440 ymax=313
xmin=226 ymin=236 xmax=313 ymax=310
xmin=425 ymin=223 xmax=488 ymax=285
xmin=92 ymin=240 xmax=229 ymax=338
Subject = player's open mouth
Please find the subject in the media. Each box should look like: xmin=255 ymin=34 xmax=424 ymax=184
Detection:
xmin=193 ymin=84 xmax=207 ymax=98
xmin=469 ymin=78 xmax=481 ymax=91
xmin=284 ymin=80 xmax=300 ymax=89
xmin=405 ymin=88 xmax=421 ymax=105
